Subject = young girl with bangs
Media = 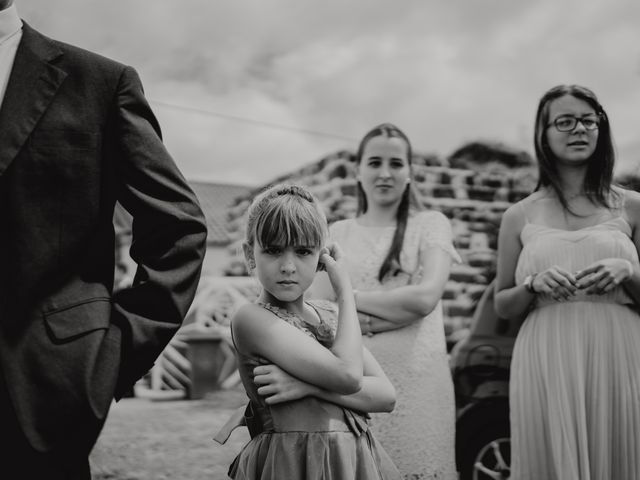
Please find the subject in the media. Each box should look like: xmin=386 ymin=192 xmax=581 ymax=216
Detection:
xmin=221 ymin=184 xmax=401 ymax=480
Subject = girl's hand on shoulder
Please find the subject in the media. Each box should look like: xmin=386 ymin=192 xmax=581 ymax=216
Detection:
xmin=575 ymin=258 xmax=633 ymax=295
xmin=534 ymin=265 xmax=578 ymax=300
xmin=319 ymin=242 xmax=352 ymax=298
xmin=253 ymin=364 xmax=315 ymax=405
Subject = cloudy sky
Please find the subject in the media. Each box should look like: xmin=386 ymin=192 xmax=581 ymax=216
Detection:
xmin=17 ymin=0 xmax=640 ymax=185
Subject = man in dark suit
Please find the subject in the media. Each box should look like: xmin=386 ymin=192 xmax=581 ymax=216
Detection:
xmin=0 ymin=1 xmax=208 ymax=478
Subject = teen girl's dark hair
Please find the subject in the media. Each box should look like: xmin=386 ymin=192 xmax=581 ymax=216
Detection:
xmin=534 ymin=84 xmax=617 ymax=212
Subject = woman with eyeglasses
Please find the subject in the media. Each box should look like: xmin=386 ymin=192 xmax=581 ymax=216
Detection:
xmin=495 ymin=85 xmax=640 ymax=479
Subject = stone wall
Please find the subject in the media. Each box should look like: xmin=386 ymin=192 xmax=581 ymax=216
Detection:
xmin=223 ymin=145 xmax=538 ymax=339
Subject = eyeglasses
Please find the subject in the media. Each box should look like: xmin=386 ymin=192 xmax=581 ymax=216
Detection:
xmin=548 ymin=114 xmax=600 ymax=132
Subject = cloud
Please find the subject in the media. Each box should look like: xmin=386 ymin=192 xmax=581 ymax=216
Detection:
xmin=17 ymin=0 xmax=640 ymax=183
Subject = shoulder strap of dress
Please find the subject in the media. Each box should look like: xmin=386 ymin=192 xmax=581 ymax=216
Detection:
xmin=613 ymin=187 xmax=632 ymax=226
xmin=306 ymin=299 xmax=338 ymax=342
xmin=517 ymin=201 xmax=530 ymax=223
xmin=616 ymin=187 xmax=627 ymax=210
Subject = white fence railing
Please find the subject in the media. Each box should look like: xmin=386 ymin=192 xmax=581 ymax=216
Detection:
xmin=136 ymin=276 xmax=260 ymax=399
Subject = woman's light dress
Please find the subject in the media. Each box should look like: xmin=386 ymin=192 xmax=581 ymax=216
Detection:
xmin=511 ymin=214 xmax=640 ymax=480
xmin=330 ymin=211 xmax=460 ymax=480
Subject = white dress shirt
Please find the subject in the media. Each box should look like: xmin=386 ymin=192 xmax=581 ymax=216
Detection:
xmin=0 ymin=3 xmax=22 ymax=109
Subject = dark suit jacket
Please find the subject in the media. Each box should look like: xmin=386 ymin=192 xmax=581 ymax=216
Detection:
xmin=0 ymin=22 xmax=207 ymax=453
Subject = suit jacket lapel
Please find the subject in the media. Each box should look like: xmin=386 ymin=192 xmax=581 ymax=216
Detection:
xmin=0 ymin=21 xmax=67 ymax=176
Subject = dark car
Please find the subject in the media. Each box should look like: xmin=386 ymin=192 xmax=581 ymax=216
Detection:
xmin=449 ymin=281 xmax=519 ymax=480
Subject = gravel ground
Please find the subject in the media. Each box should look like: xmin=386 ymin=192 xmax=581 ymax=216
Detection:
xmin=90 ymin=388 xmax=250 ymax=480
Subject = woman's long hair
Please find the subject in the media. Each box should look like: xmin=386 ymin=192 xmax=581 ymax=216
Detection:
xmin=534 ymin=84 xmax=617 ymax=212
xmin=355 ymin=123 xmax=421 ymax=282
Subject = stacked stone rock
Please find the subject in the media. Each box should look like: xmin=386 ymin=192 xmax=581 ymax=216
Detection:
xmin=225 ymin=144 xmax=537 ymax=341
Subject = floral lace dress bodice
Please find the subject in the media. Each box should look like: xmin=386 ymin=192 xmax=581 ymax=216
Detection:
xmin=331 ymin=211 xmax=461 ymax=292
xmin=256 ymin=300 xmax=337 ymax=347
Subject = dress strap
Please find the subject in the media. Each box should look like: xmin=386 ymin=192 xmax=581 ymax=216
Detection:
xmin=615 ymin=187 xmax=628 ymax=214
xmin=518 ymin=201 xmax=530 ymax=223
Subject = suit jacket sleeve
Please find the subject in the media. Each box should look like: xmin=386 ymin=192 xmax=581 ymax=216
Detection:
xmin=109 ymin=66 xmax=207 ymax=399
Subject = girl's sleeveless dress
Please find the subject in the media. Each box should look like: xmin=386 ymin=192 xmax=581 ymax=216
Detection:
xmin=511 ymin=213 xmax=640 ymax=480
xmin=330 ymin=211 xmax=459 ymax=480
xmin=227 ymin=300 xmax=402 ymax=480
